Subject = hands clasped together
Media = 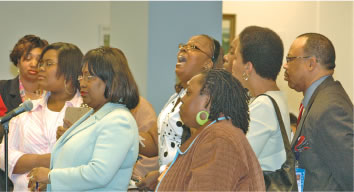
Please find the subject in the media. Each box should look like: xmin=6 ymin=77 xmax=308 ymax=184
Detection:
xmin=27 ymin=167 xmax=50 ymax=191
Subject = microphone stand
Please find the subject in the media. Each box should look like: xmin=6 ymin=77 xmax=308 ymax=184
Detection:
xmin=2 ymin=121 xmax=9 ymax=192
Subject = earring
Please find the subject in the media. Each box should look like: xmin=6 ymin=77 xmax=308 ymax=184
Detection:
xmin=196 ymin=110 xmax=209 ymax=126
xmin=64 ymin=80 xmax=74 ymax=95
xmin=242 ymin=72 xmax=249 ymax=81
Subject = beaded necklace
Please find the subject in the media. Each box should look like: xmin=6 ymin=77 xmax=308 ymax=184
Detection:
xmin=19 ymin=77 xmax=43 ymax=102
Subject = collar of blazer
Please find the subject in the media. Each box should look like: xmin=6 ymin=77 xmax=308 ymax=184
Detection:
xmin=291 ymin=76 xmax=334 ymax=148
xmin=57 ymin=102 xmax=127 ymax=146
xmin=9 ymin=76 xmax=20 ymax=97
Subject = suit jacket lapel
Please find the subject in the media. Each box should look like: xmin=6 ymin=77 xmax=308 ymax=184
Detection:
xmin=57 ymin=103 xmax=126 ymax=145
xmin=59 ymin=109 xmax=95 ymax=145
xmin=291 ymin=76 xmax=334 ymax=148
xmin=51 ymin=109 xmax=94 ymax=168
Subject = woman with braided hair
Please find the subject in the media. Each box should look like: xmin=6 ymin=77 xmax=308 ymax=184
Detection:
xmin=136 ymin=34 xmax=224 ymax=190
xmin=156 ymin=69 xmax=265 ymax=191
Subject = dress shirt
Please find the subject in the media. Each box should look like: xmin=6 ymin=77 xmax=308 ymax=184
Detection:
xmin=0 ymin=91 xmax=82 ymax=191
xmin=302 ymin=75 xmax=330 ymax=108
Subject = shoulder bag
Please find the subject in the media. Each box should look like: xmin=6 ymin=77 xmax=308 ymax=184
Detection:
xmin=260 ymin=94 xmax=298 ymax=192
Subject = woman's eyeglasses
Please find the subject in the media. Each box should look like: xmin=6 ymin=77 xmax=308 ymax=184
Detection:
xmin=178 ymin=43 xmax=212 ymax=59
xmin=78 ymin=75 xmax=96 ymax=82
xmin=285 ymin=56 xmax=312 ymax=63
xmin=38 ymin=60 xmax=57 ymax=68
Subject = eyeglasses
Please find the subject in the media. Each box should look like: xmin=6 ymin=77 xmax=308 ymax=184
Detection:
xmin=78 ymin=74 xmax=96 ymax=82
xmin=38 ymin=60 xmax=57 ymax=68
xmin=286 ymin=56 xmax=312 ymax=63
xmin=178 ymin=43 xmax=212 ymax=58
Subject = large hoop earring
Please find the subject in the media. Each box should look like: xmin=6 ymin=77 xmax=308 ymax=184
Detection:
xmin=242 ymin=72 xmax=249 ymax=81
xmin=64 ymin=80 xmax=74 ymax=95
xmin=196 ymin=110 xmax=209 ymax=126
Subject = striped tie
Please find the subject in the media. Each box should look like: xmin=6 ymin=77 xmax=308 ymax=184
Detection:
xmin=297 ymin=103 xmax=304 ymax=126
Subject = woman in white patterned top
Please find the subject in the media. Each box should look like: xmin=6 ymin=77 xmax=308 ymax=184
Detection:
xmin=136 ymin=34 xmax=224 ymax=190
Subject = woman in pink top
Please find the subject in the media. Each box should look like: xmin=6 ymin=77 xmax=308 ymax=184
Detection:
xmin=0 ymin=34 xmax=48 ymax=191
xmin=0 ymin=42 xmax=83 ymax=191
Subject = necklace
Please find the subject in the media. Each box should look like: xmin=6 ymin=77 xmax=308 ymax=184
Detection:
xmin=19 ymin=78 xmax=43 ymax=101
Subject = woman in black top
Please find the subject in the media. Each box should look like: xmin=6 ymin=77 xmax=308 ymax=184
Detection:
xmin=0 ymin=34 xmax=48 ymax=113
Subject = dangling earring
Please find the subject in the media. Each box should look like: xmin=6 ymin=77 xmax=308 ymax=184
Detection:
xmin=196 ymin=110 xmax=209 ymax=126
xmin=64 ymin=80 xmax=74 ymax=95
xmin=242 ymin=72 xmax=249 ymax=81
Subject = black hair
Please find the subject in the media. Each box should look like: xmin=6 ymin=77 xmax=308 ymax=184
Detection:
xmin=10 ymin=34 xmax=48 ymax=66
xmin=39 ymin=42 xmax=83 ymax=91
xmin=199 ymin=69 xmax=250 ymax=134
xmin=297 ymin=33 xmax=336 ymax=70
xmin=199 ymin=34 xmax=224 ymax=68
xmin=239 ymin=26 xmax=284 ymax=81
xmin=175 ymin=34 xmax=224 ymax=93
xmin=82 ymin=47 xmax=139 ymax=109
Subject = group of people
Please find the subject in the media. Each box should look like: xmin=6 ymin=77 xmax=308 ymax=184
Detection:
xmin=0 ymin=25 xmax=352 ymax=192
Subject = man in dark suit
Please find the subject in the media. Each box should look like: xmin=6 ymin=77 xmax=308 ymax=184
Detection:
xmin=283 ymin=33 xmax=353 ymax=191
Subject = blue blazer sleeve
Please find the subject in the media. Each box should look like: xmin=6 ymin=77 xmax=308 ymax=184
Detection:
xmin=49 ymin=108 xmax=138 ymax=190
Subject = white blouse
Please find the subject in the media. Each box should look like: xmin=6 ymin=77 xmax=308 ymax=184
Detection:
xmin=0 ymin=91 xmax=82 ymax=191
xmin=246 ymin=91 xmax=291 ymax=171
xmin=157 ymin=89 xmax=186 ymax=171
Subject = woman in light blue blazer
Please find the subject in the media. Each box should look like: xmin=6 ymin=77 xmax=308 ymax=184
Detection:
xmin=28 ymin=47 xmax=140 ymax=191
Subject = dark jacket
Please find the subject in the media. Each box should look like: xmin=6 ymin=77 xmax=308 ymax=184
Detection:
xmin=0 ymin=76 xmax=22 ymax=112
xmin=292 ymin=76 xmax=353 ymax=191
xmin=0 ymin=76 xmax=19 ymax=191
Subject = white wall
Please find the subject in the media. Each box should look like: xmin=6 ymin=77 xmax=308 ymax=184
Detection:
xmin=0 ymin=1 xmax=111 ymax=79
xmin=110 ymin=1 xmax=149 ymax=98
xmin=318 ymin=2 xmax=353 ymax=106
xmin=223 ymin=1 xmax=353 ymax=115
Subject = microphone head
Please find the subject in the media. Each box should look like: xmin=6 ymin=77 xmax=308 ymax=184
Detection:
xmin=21 ymin=100 xmax=33 ymax=112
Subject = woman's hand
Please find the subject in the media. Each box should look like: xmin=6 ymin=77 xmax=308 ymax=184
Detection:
xmin=63 ymin=119 xmax=73 ymax=129
xmin=56 ymin=126 xmax=68 ymax=140
xmin=56 ymin=119 xmax=72 ymax=140
xmin=135 ymin=170 xmax=160 ymax=191
xmin=27 ymin=167 xmax=51 ymax=189
xmin=28 ymin=181 xmax=47 ymax=192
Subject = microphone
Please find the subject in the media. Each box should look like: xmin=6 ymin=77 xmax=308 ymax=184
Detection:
xmin=0 ymin=100 xmax=33 ymax=124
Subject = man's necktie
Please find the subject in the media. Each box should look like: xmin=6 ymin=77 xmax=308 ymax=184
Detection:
xmin=297 ymin=103 xmax=304 ymax=126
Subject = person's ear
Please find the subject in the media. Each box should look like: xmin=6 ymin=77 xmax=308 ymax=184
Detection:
xmin=308 ymin=57 xmax=317 ymax=71
xmin=244 ymin=61 xmax=253 ymax=73
xmin=202 ymin=94 xmax=211 ymax=112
